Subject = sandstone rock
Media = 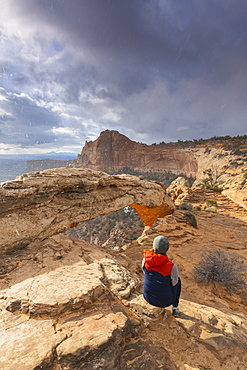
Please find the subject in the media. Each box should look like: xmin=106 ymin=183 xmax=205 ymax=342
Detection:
xmin=221 ymin=174 xmax=247 ymax=210
xmin=0 ymin=299 xmax=28 ymax=330
xmin=178 ymin=299 xmax=247 ymax=346
xmin=1 ymin=233 xmax=247 ymax=369
xmin=0 ymin=167 xmax=175 ymax=255
xmin=0 ymin=318 xmax=66 ymax=370
xmin=188 ymin=147 xmax=232 ymax=184
xmin=57 ymin=312 xmax=128 ymax=369
xmin=0 ymin=150 xmax=247 ymax=370
xmin=119 ymin=337 xmax=177 ymax=370
xmin=0 ymin=250 xmax=176 ymax=370
xmin=1 ymin=254 xmax=139 ymax=318
xmin=176 ymin=299 xmax=247 ymax=367
xmin=75 ymin=130 xmax=198 ymax=176
xmin=167 ymin=176 xmax=191 ymax=206
xmin=24 ymin=131 xmax=247 ymax=215
xmin=137 ymin=209 xmax=198 ymax=250
xmin=76 ymin=132 xmax=247 ymax=214
xmin=99 ymin=258 xmax=138 ymax=299
xmin=2 ymin=261 xmax=107 ymax=318
xmin=123 ymin=293 xmax=166 ymax=325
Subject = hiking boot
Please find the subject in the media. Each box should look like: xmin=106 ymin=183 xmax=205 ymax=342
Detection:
xmin=172 ymin=308 xmax=180 ymax=317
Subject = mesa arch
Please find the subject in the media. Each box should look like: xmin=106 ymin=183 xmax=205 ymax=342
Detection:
xmin=0 ymin=168 xmax=175 ymax=255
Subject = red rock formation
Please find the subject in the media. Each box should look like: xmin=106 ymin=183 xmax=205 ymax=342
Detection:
xmin=76 ymin=130 xmax=198 ymax=176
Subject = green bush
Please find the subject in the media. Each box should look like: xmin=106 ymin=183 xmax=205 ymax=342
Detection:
xmin=201 ymin=169 xmax=220 ymax=192
xmin=206 ymin=199 xmax=218 ymax=207
xmin=194 ymin=250 xmax=246 ymax=294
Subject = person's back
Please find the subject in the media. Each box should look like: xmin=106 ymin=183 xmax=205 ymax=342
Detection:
xmin=143 ymin=249 xmax=174 ymax=307
xmin=142 ymin=236 xmax=181 ymax=316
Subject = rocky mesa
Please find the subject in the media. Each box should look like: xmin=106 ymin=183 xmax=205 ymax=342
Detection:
xmin=75 ymin=130 xmax=198 ymax=176
xmin=74 ymin=130 xmax=247 ymax=210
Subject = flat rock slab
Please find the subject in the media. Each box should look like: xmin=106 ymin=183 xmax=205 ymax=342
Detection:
xmin=1 ymin=261 xmax=106 ymax=318
xmin=0 ymin=318 xmax=66 ymax=370
xmin=0 ymin=257 xmax=137 ymax=318
xmin=57 ymin=312 xmax=128 ymax=369
xmin=177 ymin=299 xmax=247 ymax=351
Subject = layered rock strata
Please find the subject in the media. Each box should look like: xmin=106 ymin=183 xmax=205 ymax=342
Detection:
xmin=25 ymin=130 xmax=247 ymax=212
xmin=75 ymin=130 xmax=198 ymax=176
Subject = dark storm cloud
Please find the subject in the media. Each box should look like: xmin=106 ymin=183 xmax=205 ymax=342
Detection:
xmin=0 ymin=88 xmax=60 ymax=146
xmin=15 ymin=0 xmax=247 ymax=86
xmin=0 ymin=0 xmax=247 ymax=152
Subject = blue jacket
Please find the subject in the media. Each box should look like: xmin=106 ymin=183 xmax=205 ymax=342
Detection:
xmin=143 ymin=249 xmax=174 ymax=308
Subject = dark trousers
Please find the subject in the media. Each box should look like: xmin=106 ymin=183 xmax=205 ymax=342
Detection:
xmin=172 ymin=277 xmax=181 ymax=307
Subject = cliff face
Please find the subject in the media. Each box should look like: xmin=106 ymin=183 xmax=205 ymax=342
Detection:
xmin=76 ymin=130 xmax=198 ymax=176
xmin=75 ymin=130 xmax=247 ymax=210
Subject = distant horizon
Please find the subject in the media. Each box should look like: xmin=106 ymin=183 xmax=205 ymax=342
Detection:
xmin=0 ymin=131 xmax=246 ymax=156
xmin=0 ymin=152 xmax=78 ymax=183
xmin=0 ymin=152 xmax=78 ymax=157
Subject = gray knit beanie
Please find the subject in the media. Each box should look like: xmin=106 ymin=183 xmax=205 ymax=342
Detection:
xmin=153 ymin=236 xmax=169 ymax=255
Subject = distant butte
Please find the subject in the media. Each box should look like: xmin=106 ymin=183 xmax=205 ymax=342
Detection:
xmin=75 ymin=130 xmax=198 ymax=176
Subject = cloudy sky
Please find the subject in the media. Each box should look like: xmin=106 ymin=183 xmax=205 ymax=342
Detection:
xmin=0 ymin=0 xmax=247 ymax=154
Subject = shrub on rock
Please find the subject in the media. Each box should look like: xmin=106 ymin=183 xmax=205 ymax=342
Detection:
xmin=194 ymin=250 xmax=246 ymax=294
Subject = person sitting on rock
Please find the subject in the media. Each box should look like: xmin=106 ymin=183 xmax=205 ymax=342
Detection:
xmin=142 ymin=235 xmax=181 ymax=317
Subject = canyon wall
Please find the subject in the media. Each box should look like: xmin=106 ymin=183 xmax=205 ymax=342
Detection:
xmin=75 ymin=130 xmax=198 ymax=176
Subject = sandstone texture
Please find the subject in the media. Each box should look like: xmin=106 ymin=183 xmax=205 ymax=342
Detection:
xmin=186 ymin=146 xmax=247 ymax=210
xmin=187 ymin=147 xmax=233 ymax=183
xmin=75 ymin=131 xmax=247 ymax=211
xmin=167 ymin=176 xmax=191 ymax=206
xmin=220 ymin=173 xmax=247 ymax=210
xmin=0 ymin=239 xmax=175 ymax=369
xmin=75 ymin=130 xmax=198 ymax=176
xmin=0 ymin=167 xmax=174 ymax=255
xmin=1 ymin=224 xmax=247 ymax=370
